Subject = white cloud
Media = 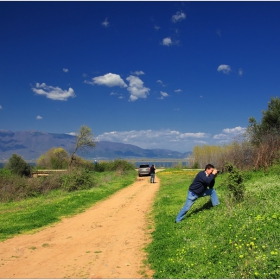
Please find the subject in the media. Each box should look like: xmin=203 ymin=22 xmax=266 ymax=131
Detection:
xmin=171 ymin=11 xmax=186 ymax=23
xmin=86 ymin=73 xmax=127 ymax=88
xmin=213 ymin=126 xmax=246 ymax=142
xmin=131 ymin=70 xmax=145 ymax=76
xmin=217 ymin=64 xmax=231 ymax=74
xmin=32 ymin=83 xmax=75 ymax=101
xmin=95 ymin=127 xmax=246 ymax=152
xmin=95 ymin=129 xmax=210 ymax=152
xmin=222 ymin=126 xmax=246 ymax=134
xmin=162 ymin=37 xmax=172 ymax=46
xmin=213 ymin=133 xmax=227 ymax=140
xmin=63 ymin=68 xmax=69 ymax=73
xmin=102 ymin=18 xmax=109 ymax=27
xmin=159 ymin=91 xmax=169 ymax=100
xmin=126 ymin=75 xmax=150 ymax=102
xmin=174 ymin=89 xmax=182 ymax=93
xmin=67 ymin=132 xmax=77 ymax=136
xmin=0 ymin=105 xmax=2 ymax=109
xmin=36 ymin=115 xmax=42 ymax=120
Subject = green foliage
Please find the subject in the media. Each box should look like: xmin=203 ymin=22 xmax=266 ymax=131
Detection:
xmin=60 ymin=168 xmax=96 ymax=192
xmin=248 ymin=97 xmax=280 ymax=144
xmin=37 ymin=147 xmax=69 ymax=169
xmin=192 ymin=162 xmax=199 ymax=169
xmin=220 ymin=163 xmax=245 ymax=201
xmin=146 ymin=168 xmax=280 ymax=278
xmin=93 ymin=159 xmax=135 ymax=173
xmin=5 ymin=154 xmax=31 ymax=177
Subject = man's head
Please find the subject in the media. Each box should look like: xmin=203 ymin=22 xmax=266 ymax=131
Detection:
xmin=205 ymin=163 xmax=215 ymax=176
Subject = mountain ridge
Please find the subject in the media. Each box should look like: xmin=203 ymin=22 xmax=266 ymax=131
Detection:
xmin=0 ymin=130 xmax=191 ymax=161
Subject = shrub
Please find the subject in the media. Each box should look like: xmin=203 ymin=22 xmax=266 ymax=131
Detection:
xmin=93 ymin=159 xmax=135 ymax=173
xmin=37 ymin=148 xmax=69 ymax=169
xmin=220 ymin=163 xmax=245 ymax=201
xmin=59 ymin=168 xmax=96 ymax=192
xmin=5 ymin=154 xmax=31 ymax=177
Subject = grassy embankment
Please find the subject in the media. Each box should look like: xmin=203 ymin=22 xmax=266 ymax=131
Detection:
xmin=0 ymin=170 xmax=136 ymax=241
xmin=146 ymin=168 xmax=280 ymax=279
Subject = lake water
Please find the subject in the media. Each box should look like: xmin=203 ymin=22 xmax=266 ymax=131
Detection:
xmin=0 ymin=160 xmax=190 ymax=169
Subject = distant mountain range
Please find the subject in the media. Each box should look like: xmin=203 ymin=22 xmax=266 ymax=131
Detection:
xmin=0 ymin=130 xmax=191 ymax=162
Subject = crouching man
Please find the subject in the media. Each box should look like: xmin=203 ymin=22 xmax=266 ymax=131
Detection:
xmin=175 ymin=163 xmax=220 ymax=223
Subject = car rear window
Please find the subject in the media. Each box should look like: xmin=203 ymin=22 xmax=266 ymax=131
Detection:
xmin=139 ymin=164 xmax=149 ymax=168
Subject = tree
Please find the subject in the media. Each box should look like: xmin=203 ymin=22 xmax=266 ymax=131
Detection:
xmin=69 ymin=125 xmax=96 ymax=166
xmin=247 ymin=97 xmax=280 ymax=168
xmin=37 ymin=147 xmax=69 ymax=169
xmin=5 ymin=154 xmax=31 ymax=177
xmin=248 ymin=97 xmax=280 ymax=144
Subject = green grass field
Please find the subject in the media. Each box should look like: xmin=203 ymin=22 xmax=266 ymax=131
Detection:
xmin=1 ymin=167 xmax=280 ymax=278
xmin=146 ymin=169 xmax=280 ymax=278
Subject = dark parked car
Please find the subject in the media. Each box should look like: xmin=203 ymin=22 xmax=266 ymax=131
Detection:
xmin=138 ymin=164 xmax=150 ymax=177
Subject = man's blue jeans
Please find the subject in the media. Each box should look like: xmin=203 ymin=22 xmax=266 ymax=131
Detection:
xmin=150 ymin=173 xmax=155 ymax=183
xmin=175 ymin=188 xmax=219 ymax=222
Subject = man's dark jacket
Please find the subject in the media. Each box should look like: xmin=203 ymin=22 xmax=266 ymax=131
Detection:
xmin=189 ymin=171 xmax=215 ymax=195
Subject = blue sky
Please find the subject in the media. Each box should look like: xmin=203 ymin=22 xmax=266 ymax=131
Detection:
xmin=1 ymin=1 xmax=280 ymax=152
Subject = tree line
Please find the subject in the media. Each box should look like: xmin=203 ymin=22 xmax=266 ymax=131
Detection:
xmin=191 ymin=97 xmax=280 ymax=170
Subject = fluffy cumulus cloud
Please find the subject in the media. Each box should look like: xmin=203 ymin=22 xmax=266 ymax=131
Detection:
xmin=213 ymin=126 xmax=246 ymax=142
xmin=63 ymin=68 xmax=69 ymax=73
xmin=32 ymin=83 xmax=75 ymax=101
xmin=85 ymin=72 xmax=150 ymax=102
xmin=36 ymin=115 xmax=42 ymax=120
xmin=0 ymin=105 xmax=2 ymax=109
xmin=217 ymin=64 xmax=231 ymax=74
xmin=171 ymin=11 xmax=186 ymax=23
xmin=86 ymin=73 xmax=127 ymax=88
xmin=162 ymin=37 xmax=173 ymax=46
xmin=223 ymin=126 xmax=246 ymax=134
xmin=126 ymin=75 xmax=150 ymax=101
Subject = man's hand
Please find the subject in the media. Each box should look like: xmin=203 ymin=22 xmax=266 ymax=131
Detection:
xmin=212 ymin=168 xmax=218 ymax=175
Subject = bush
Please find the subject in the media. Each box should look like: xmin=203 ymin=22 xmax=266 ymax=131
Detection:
xmin=59 ymin=168 xmax=96 ymax=192
xmin=220 ymin=163 xmax=245 ymax=201
xmin=37 ymin=147 xmax=69 ymax=169
xmin=93 ymin=159 xmax=135 ymax=173
xmin=5 ymin=154 xmax=31 ymax=177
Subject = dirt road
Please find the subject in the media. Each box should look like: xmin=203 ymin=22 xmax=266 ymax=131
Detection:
xmin=0 ymin=175 xmax=160 ymax=278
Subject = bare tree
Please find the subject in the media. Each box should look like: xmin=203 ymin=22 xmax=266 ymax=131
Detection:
xmin=69 ymin=125 xmax=96 ymax=167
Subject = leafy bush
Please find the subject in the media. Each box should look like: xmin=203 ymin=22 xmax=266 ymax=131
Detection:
xmin=60 ymin=168 xmax=96 ymax=192
xmin=37 ymin=147 xmax=69 ymax=169
xmin=93 ymin=159 xmax=135 ymax=173
xmin=220 ymin=163 xmax=245 ymax=201
xmin=5 ymin=154 xmax=31 ymax=177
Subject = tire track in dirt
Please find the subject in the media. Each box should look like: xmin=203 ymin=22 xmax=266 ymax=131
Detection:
xmin=0 ymin=176 xmax=160 ymax=278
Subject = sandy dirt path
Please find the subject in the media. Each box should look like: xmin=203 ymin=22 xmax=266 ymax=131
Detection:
xmin=0 ymin=175 xmax=160 ymax=279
